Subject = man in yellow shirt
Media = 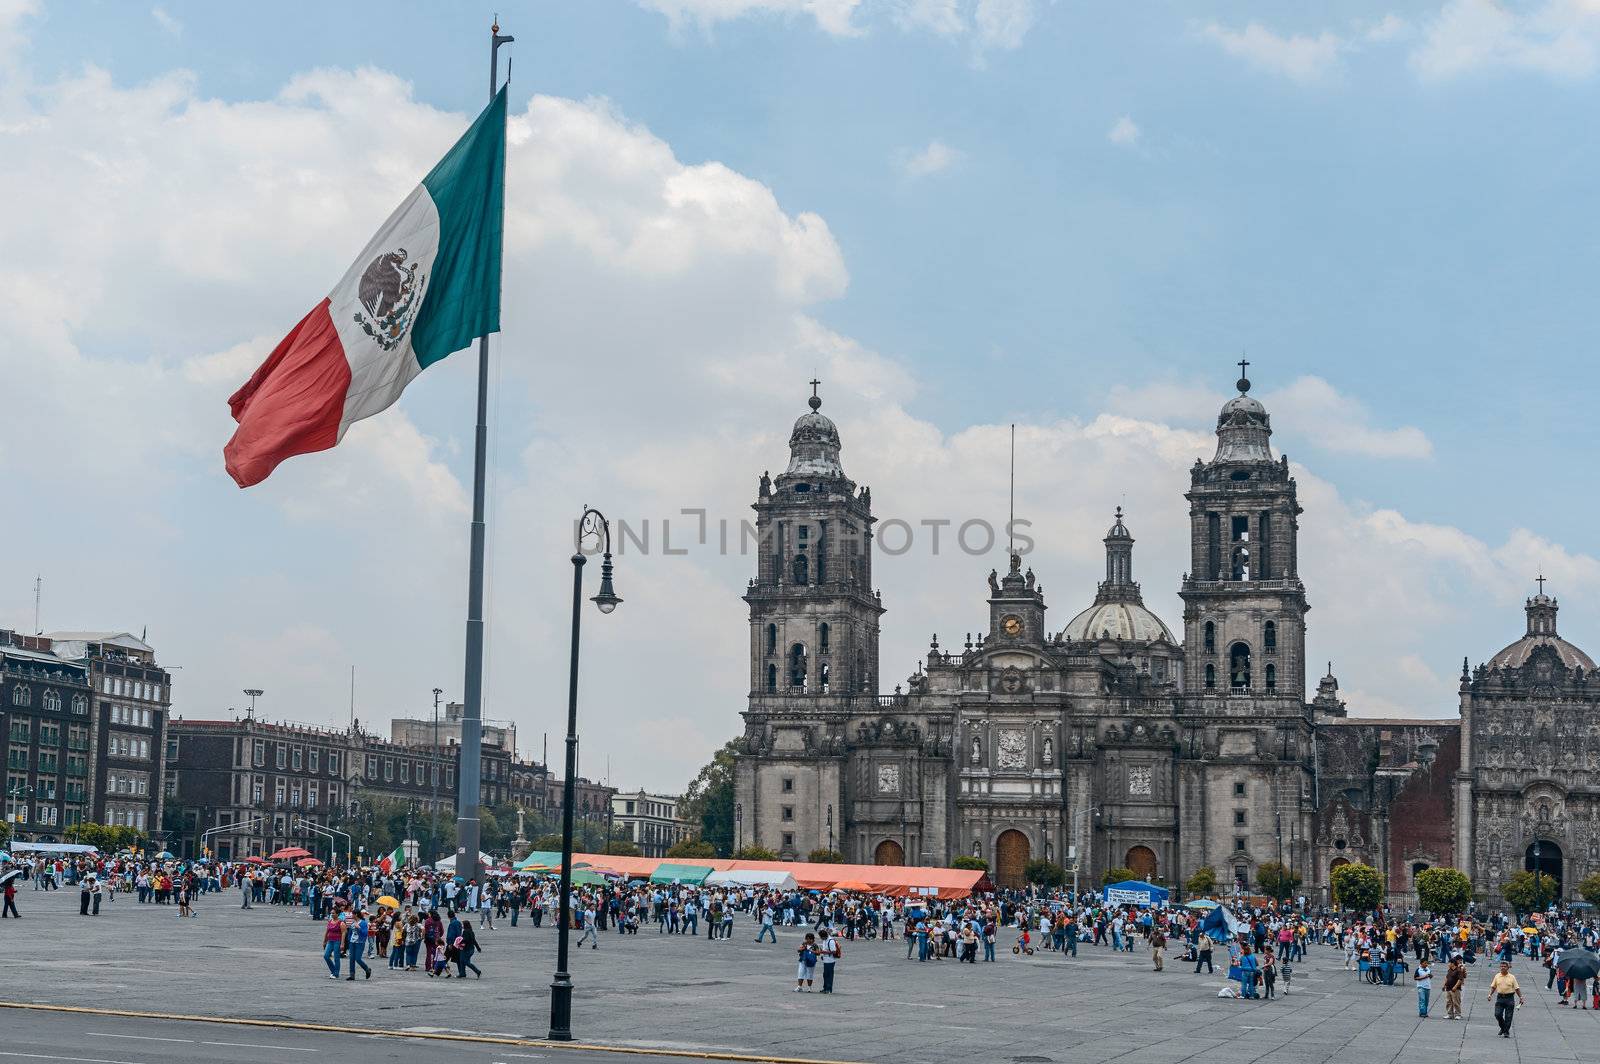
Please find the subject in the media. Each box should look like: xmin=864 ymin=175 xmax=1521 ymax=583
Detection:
xmin=1487 ymin=961 xmax=1525 ymax=1037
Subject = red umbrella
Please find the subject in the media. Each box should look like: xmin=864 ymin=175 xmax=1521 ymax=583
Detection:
xmin=295 ymin=857 xmax=323 ymax=868
xmin=243 ymin=856 xmax=267 ymax=865
xmin=268 ymin=846 xmax=312 ymax=860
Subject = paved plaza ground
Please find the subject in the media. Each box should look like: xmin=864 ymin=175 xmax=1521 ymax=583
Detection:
xmin=3 ymin=886 xmax=1600 ymax=1064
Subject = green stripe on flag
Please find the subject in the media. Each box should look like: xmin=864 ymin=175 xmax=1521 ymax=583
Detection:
xmin=413 ymin=86 xmax=506 ymax=369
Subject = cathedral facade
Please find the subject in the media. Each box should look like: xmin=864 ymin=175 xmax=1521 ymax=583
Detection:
xmin=733 ymin=375 xmax=1596 ymax=907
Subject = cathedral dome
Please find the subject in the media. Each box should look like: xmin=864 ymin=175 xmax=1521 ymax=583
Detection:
xmin=1487 ymin=591 xmax=1594 ymax=670
xmin=1061 ymin=600 xmax=1175 ymax=645
xmin=1213 ymin=371 xmax=1274 ymax=464
xmin=785 ymin=390 xmax=845 ymax=479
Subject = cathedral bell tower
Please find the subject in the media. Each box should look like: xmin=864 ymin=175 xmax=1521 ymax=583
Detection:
xmin=1179 ymin=366 xmax=1309 ymax=702
xmin=736 ymin=384 xmax=883 ymax=859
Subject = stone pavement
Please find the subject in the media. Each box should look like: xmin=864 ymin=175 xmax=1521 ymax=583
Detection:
xmin=4 ymin=886 xmax=1600 ymax=1064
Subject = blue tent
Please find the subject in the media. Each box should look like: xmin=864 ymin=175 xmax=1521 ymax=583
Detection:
xmin=1102 ymin=879 xmax=1170 ymax=907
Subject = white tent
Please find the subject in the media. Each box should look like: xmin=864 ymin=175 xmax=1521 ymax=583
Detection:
xmin=433 ymin=851 xmax=496 ymax=873
xmin=704 ymin=869 xmax=798 ymax=889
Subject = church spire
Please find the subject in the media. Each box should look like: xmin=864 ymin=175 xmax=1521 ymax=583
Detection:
xmin=1095 ymin=505 xmax=1141 ymax=604
xmin=783 ymin=381 xmax=847 ymax=481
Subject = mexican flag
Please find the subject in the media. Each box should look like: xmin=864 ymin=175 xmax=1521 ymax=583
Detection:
xmin=378 ymin=845 xmax=405 ymax=874
xmin=223 ymin=88 xmax=506 ymax=488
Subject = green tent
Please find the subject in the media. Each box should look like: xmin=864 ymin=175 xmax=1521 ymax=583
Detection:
xmin=515 ymin=850 xmax=581 ymax=872
xmin=649 ymin=863 xmax=713 ymax=885
xmin=571 ymin=869 xmax=609 ymax=887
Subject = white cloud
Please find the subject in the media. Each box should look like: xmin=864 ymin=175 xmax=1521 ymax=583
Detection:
xmin=635 ymin=0 xmax=862 ymax=36
xmin=900 ymin=138 xmax=963 ymax=177
xmin=151 ymin=5 xmax=181 ymax=35
xmin=1366 ymin=13 xmax=1410 ymax=42
xmin=1410 ymin=0 xmax=1600 ymax=80
xmin=1107 ymin=115 xmax=1140 ymax=146
xmin=1199 ymin=20 xmax=1347 ymax=82
xmin=973 ymin=0 xmax=1036 ymax=50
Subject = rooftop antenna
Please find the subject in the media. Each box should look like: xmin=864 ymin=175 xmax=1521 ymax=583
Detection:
xmin=1008 ymin=423 xmax=1016 ymax=558
xmin=33 ymin=575 xmax=41 ymax=635
xmin=349 ymin=665 xmax=356 ymax=730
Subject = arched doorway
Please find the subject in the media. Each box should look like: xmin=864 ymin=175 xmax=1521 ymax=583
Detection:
xmin=873 ymin=839 xmax=904 ymax=866
xmin=1526 ymin=840 xmax=1563 ymax=902
xmin=1125 ymin=845 xmax=1157 ymax=881
xmin=1330 ymin=857 xmax=1350 ymax=878
xmin=995 ymin=829 xmax=1031 ymax=889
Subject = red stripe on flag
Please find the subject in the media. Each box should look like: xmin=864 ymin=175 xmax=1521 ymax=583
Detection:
xmin=223 ymin=298 xmax=352 ymax=488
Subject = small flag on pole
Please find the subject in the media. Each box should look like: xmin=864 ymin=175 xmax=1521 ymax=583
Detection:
xmin=378 ymin=844 xmax=405 ymax=874
xmin=223 ymin=88 xmax=507 ymax=488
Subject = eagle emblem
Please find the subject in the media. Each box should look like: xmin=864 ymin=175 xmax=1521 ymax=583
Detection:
xmin=353 ymin=248 xmax=425 ymax=351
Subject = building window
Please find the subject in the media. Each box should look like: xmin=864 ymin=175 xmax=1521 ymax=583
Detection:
xmin=1234 ymin=810 xmax=1247 ymax=826
xmin=71 ymin=694 xmax=87 ymax=715
xmin=1263 ymin=621 xmax=1277 ymax=651
xmin=782 ymin=832 xmax=794 ymax=849
xmin=1229 ymin=643 xmax=1251 ymax=690
xmin=11 ymin=686 xmax=30 ymax=706
xmin=383 ymin=759 xmax=393 ymax=782
xmin=291 ymin=747 xmax=302 ymax=771
xmin=819 ymin=623 xmax=830 ymax=655
xmin=1265 ymin=664 xmax=1277 ymax=692
xmin=766 ymin=664 xmax=777 ymax=692
xmin=328 ymin=753 xmax=339 ymax=776
xmin=41 ymin=689 xmax=60 ymax=712
xmin=1234 ymin=863 xmax=1248 ymax=885
xmin=1233 ymin=838 xmax=1247 ymax=854
xmin=782 ymin=778 xmax=794 ymax=793
xmin=400 ymin=761 xmax=410 ymax=783
xmin=1204 ymin=664 xmax=1215 ymax=690
xmin=789 ymin=644 xmax=807 ymax=690
xmin=782 ymin=806 xmax=794 ymax=821
xmin=366 ymin=756 xmax=377 ymax=779
xmin=766 ymin=623 xmax=777 ymax=654
xmin=1203 ymin=622 xmax=1215 ymax=654
xmin=1233 ymin=781 xmax=1246 ymax=797
xmin=309 ymin=749 xmax=319 ymax=773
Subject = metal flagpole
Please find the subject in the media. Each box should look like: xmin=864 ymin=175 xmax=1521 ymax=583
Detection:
xmin=455 ymin=18 xmax=514 ymax=885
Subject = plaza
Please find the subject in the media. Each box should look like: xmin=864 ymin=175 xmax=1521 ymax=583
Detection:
xmin=4 ymin=887 xmax=1599 ymax=1064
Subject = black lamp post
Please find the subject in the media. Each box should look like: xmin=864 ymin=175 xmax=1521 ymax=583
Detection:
xmin=735 ymin=802 xmax=743 ymax=852
xmin=1533 ymin=840 xmax=1545 ymax=913
xmin=549 ymin=507 xmax=621 ymax=1042
xmin=826 ymin=804 xmax=833 ymax=853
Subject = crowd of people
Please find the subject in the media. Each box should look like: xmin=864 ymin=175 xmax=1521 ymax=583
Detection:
xmin=6 ymin=847 xmax=1600 ymax=1042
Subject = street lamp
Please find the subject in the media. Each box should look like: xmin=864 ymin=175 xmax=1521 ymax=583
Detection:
xmin=243 ymin=689 xmax=263 ymax=718
xmin=826 ymin=804 xmax=833 ymax=853
xmin=735 ymin=802 xmax=743 ymax=851
xmin=1533 ymin=840 xmax=1545 ymax=913
xmin=549 ymin=506 xmax=622 ymax=1042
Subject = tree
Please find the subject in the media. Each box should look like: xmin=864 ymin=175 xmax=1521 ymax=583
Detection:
xmin=603 ymin=839 xmax=641 ymax=857
xmin=1331 ymin=862 xmax=1385 ymax=912
xmin=532 ymin=833 xmax=566 ymax=852
xmin=1581 ymin=872 xmax=1600 ymax=907
xmin=680 ymin=738 xmax=739 ymax=857
xmin=1256 ymin=860 xmax=1302 ymax=902
xmin=0 ymin=819 xmax=10 ymax=845
xmin=951 ymin=855 xmax=989 ymax=872
xmin=667 ymin=838 xmax=718 ymax=860
xmin=1501 ymin=870 xmax=1557 ymax=914
xmin=1416 ymin=867 xmax=1473 ymax=914
xmin=1026 ymin=859 xmax=1066 ymax=888
xmin=733 ymin=845 xmax=779 ymax=861
xmin=1184 ymin=866 xmax=1218 ymax=895
xmin=1101 ymin=865 xmax=1136 ymax=887
xmin=808 ymin=848 xmax=845 ymax=863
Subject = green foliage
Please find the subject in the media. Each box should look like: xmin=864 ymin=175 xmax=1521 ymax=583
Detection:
xmin=1416 ymin=867 xmax=1473 ymax=914
xmin=1101 ymin=865 xmax=1137 ymax=887
xmin=808 ymin=848 xmax=846 ymax=864
xmin=733 ymin=845 xmax=779 ymax=861
xmin=69 ymin=822 xmax=148 ymax=853
xmin=1184 ymin=866 xmax=1218 ymax=895
xmin=1025 ymin=859 xmax=1066 ymax=888
xmin=603 ymin=839 xmax=641 ymax=857
xmin=1501 ymin=870 xmax=1558 ymax=913
xmin=1580 ymin=872 xmax=1600 ymax=907
xmin=1331 ymin=862 xmax=1385 ymax=912
xmin=680 ymin=738 xmax=739 ymax=857
xmin=1255 ymin=860 xmax=1302 ymax=901
xmin=0 ymin=819 xmax=10 ymax=845
xmin=667 ymin=838 xmax=719 ymax=859
xmin=532 ymin=834 xmax=566 ymax=851
xmin=951 ymin=855 xmax=989 ymax=872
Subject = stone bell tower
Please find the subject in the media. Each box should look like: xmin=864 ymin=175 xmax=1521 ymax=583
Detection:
xmin=735 ymin=383 xmax=883 ymax=859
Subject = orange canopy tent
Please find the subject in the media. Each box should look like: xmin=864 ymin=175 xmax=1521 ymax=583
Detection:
xmin=539 ymin=852 xmax=983 ymax=899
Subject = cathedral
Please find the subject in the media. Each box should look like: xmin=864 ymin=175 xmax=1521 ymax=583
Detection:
xmin=733 ymin=372 xmax=1598 ymax=907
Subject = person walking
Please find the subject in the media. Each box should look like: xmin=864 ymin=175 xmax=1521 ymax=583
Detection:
xmin=756 ymin=906 xmax=777 ymax=944
xmin=240 ymin=871 xmax=253 ymax=909
xmin=322 ymin=913 xmax=344 ymax=979
xmin=1414 ymin=959 xmax=1433 ymax=1018
xmin=1 ymin=875 xmax=18 ymax=919
xmin=1443 ymin=956 xmax=1466 ymax=1019
xmin=457 ymin=919 xmax=484 ymax=978
xmin=820 ymin=929 xmax=841 ymax=993
xmin=577 ymin=905 xmax=600 ymax=950
xmin=1195 ymin=936 xmax=1215 ymax=974
xmin=1487 ymin=961 xmax=1524 ymax=1037
xmin=1152 ymin=927 xmax=1166 ymax=972
xmin=346 ymin=911 xmax=373 ymax=981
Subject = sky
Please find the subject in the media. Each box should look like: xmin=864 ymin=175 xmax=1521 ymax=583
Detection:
xmin=2 ymin=0 xmax=1598 ymax=793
